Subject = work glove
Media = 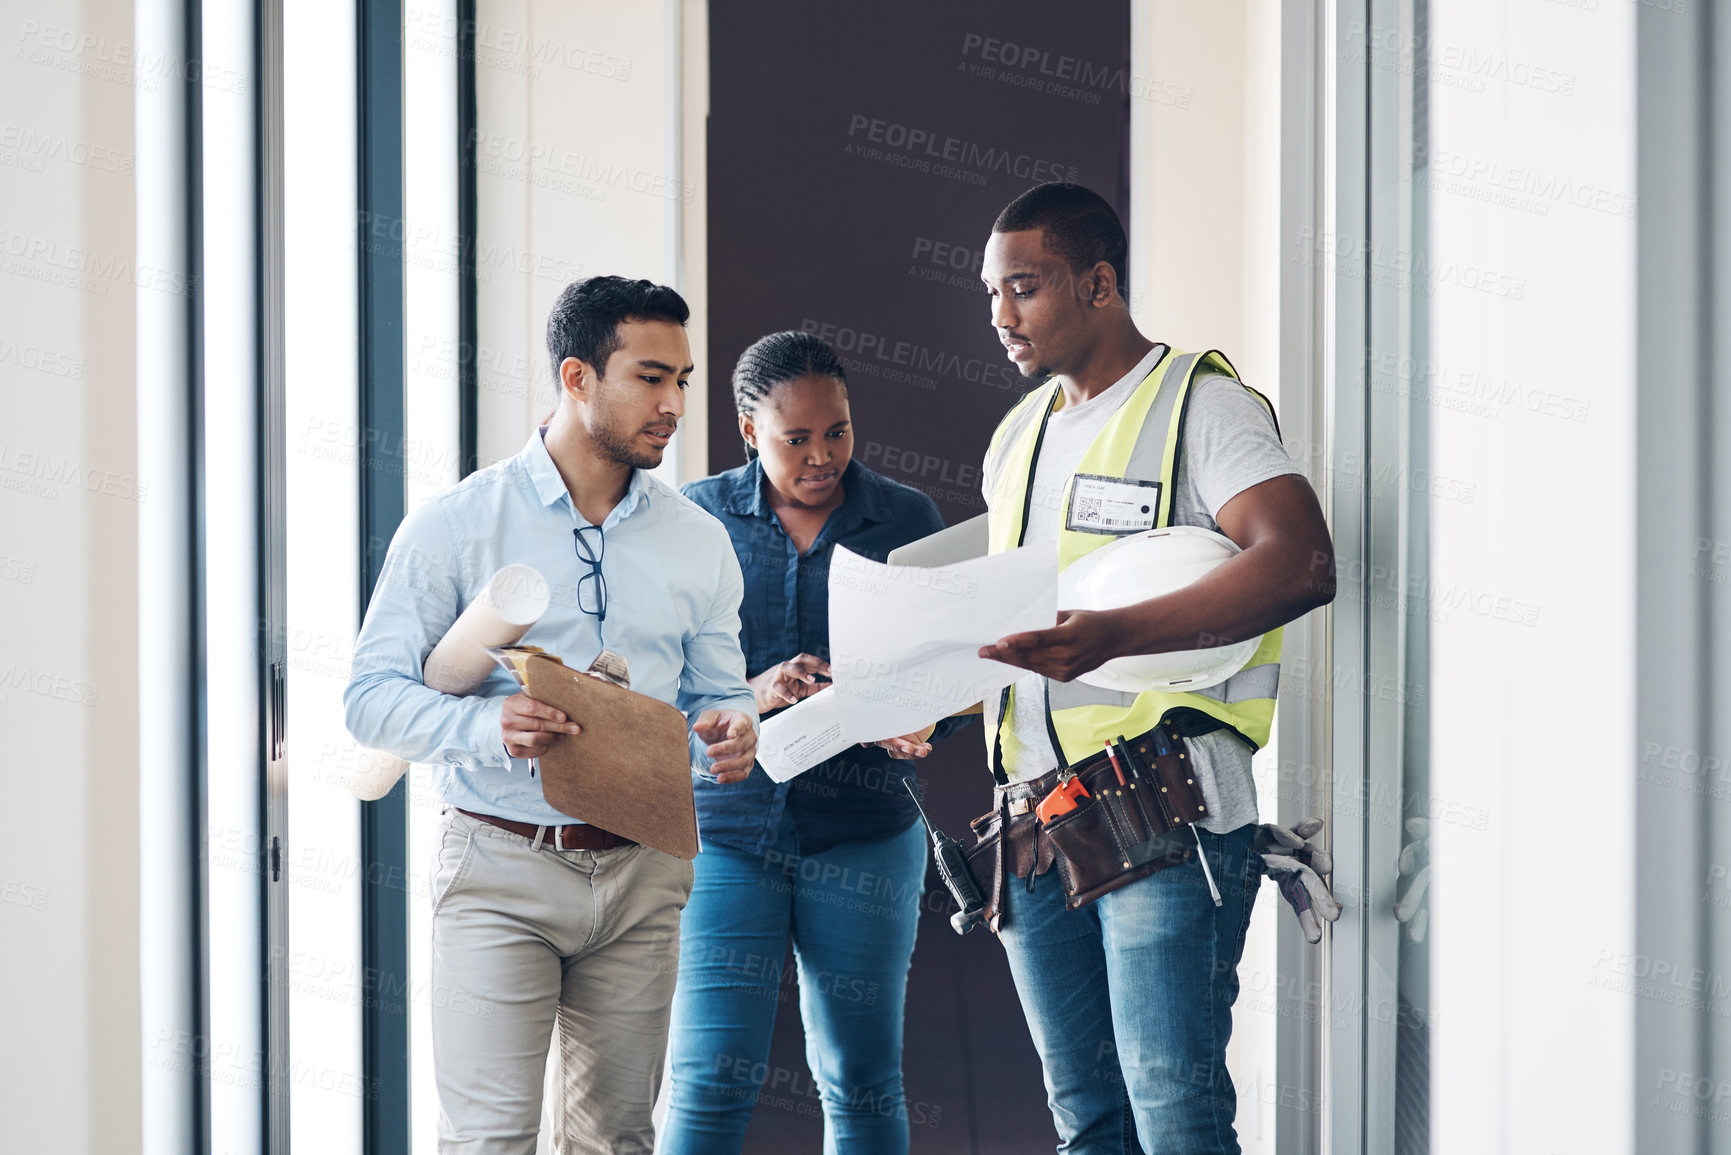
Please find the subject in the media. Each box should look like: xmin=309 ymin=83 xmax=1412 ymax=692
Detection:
xmin=1393 ymin=817 xmax=1430 ymax=944
xmin=1253 ymin=818 xmax=1343 ymax=945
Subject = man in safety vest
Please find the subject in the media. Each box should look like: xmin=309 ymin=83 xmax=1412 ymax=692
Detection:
xmin=973 ymin=182 xmax=1336 ymax=1154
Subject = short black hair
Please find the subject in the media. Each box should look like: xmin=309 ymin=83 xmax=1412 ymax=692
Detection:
xmin=545 ymin=275 xmax=690 ymax=384
xmin=992 ymin=182 xmax=1129 ymax=295
xmin=732 ymin=330 xmax=848 ymax=460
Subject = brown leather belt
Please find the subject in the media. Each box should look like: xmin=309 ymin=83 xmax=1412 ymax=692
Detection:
xmin=456 ymin=809 xmax=635 ymax=852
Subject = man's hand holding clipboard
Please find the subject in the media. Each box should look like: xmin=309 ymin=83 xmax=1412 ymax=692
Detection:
xmin=491 ymin=647 xmax=757 ymax=859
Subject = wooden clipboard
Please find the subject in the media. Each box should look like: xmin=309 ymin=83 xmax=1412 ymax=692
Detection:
xmin=522 ymin=653 xmax=699 ymax=859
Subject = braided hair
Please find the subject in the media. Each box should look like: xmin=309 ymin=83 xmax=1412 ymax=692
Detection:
xmin=731 ymin=331 xmax=849 ymax=460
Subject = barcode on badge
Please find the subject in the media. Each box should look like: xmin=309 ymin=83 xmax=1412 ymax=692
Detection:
xmin=1075 ymin=496 xmax=1102 ymax=522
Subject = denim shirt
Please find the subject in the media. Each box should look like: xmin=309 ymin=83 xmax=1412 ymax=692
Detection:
xmin=681 ymin=459 xmax=972 ymax=857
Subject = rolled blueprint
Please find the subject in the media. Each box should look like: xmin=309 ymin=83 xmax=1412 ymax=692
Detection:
xmin=345 ymin=748 xmax=411 ymax=803
xmin=423 ymin=564 xmax=551 ymax=693
xmin=345 ymin=564 xmax=551 ymax=800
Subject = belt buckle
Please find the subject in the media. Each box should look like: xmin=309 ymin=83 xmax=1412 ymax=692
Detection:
xmin=1007 ymin=798 xmax=1032 ymax=817
xmin=553 ymin=825 xmax=576 ymax=852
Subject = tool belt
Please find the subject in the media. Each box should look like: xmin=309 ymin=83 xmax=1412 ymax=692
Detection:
xmin=965 ymin=719 xmax=1211 ymax=922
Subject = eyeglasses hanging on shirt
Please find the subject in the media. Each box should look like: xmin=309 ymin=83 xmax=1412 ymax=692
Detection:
xmin=573 ymin=524 xmax=608 ymax=626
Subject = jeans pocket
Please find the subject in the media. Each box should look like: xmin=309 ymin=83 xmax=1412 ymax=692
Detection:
xmin=634 ymin=845 xmax=695 ymax=910
xmin=430 ymin=822 xmax=477 ymax=916
xmin=1231 ymin=834 xmax=1260 ymax=962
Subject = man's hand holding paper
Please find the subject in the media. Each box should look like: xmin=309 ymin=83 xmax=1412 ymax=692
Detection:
xmin=976 ymin=607 xmax=1122 ymax=682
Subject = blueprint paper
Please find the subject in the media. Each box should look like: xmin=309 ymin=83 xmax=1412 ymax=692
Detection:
xmin=757 ymin=688 xmax=855 ymax=783
xmin=827 ymin=544 xmax=1056 ymax=745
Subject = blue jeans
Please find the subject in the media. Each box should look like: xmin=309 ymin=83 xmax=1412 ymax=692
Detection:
xmin=998 ymin=824 xmax=1261 ymax=1155
xmin=661 ymin=816 xmax=927 ymax=1155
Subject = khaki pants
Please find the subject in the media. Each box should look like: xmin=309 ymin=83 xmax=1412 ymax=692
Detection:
xmin=429 ymin=807 xmax=694 ymax=1154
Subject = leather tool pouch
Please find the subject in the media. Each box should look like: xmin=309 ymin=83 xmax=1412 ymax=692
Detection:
xmin=963 ymin=720 xmax=1219 ymax=920
xmin=1041 ymin=729 xmax=1210 ymax=911
xmin=963 ymin=812 xmax=1004 ymax=934
xmin=963 ymin=769 xmax=1062 ymax=933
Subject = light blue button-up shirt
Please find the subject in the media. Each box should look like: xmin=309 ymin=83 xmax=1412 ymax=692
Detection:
xmin=344 ymin=428 xmax=758 ymax=826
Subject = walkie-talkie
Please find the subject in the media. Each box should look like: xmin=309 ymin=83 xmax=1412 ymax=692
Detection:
xmin=903 ymin=779 xmax=987 ymax=935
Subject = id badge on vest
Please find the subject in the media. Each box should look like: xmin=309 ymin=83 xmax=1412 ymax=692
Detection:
xmin=1065 ymin=473 xmax=1161 ymax=535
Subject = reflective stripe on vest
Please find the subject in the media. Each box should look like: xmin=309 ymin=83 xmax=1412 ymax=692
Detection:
xmin=983 ymin=347 xmax=1284 ymax=773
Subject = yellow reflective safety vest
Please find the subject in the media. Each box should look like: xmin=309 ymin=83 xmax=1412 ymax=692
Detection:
xmin=982 ymin=346 xmax=1284 ymax=783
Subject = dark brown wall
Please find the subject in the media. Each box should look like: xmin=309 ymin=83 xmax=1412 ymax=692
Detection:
xmin=707 ymin=5 xmax=1131 ymax=1149
xmin=708 ymin=0 xmax=1132 ymax=524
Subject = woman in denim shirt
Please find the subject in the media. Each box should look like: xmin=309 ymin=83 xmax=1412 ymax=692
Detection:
xmin=663 ymin=331 xmax=969 ymax=1154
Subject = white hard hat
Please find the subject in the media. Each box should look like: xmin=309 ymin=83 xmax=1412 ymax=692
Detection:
xmin=1056 ymin=526 xmax=1262 ymax=692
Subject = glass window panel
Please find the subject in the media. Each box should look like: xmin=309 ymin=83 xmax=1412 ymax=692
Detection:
xmin=285 ymin=2 xmax=365 ymax=1150
xmin=1364 ymin=0 xmax=1431 ymax=1149
xmin=403 ymin=3 xmax=463 ymax=1150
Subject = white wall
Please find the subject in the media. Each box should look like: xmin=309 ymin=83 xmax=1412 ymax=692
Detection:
xmin=1132 ymin=4 xmax=1286 ymax=1150
xmin=0 ymin=1 xmax=141 ymax=1151
xmin=1133 ymin=0 xmax=1283 ymax=394
xmin=1426 ymin=2 xmax=1636 ymax=1151
xmin=472 ymin=0 xmax=700 ymax=476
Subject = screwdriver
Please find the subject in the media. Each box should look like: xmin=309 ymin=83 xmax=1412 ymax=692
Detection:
xmin=1143 ymin=730 xmax=1221 ymax=907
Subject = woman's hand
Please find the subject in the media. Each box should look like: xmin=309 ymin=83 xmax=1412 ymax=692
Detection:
xmin=863 ymin=723 xmax=937 ymax=760
xmin=748 ymin=653 xmax=831 ymax=713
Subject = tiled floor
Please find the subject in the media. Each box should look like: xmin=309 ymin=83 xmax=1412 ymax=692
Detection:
xmin=737 ymin=738 xmax=1058 ymax=1154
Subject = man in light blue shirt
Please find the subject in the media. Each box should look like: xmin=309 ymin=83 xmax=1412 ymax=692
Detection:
xmin=345 ymin=276 xmax=758 ymax=1153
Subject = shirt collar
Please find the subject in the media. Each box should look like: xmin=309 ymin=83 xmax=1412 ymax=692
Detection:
xmin=717 ymin=457 xmax=773 ymax=519
xmin=521 ymin=427 xmax=652 ymax=522
xmin=1117 ymin=342 xmax=1169 ymax=392
xmin=716 ymin=458 xmax=893 ymax=530
xmin=836 ymin=460 xmax=895 ymax=527
xmin=1053 ymin=342 xmax=1169 ymax=416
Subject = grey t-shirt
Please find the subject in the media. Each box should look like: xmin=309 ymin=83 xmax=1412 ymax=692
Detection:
xmin=985 ymin=366 xmax=1301 ymax=833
